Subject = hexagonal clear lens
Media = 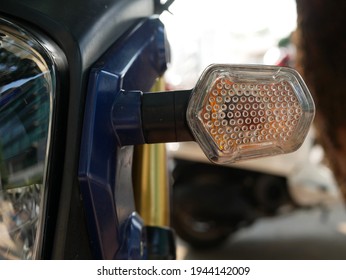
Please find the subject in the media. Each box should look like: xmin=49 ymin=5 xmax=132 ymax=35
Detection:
xmin=187 ymin=64 xmax=315 ymax=164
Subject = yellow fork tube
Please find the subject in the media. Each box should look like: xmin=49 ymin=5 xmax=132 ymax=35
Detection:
xmin=133 ymin=78 xmax=170 ymax=227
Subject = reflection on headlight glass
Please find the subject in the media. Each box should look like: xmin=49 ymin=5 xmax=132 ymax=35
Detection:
xmin=0 ymin=19 xmax=54 ymax=259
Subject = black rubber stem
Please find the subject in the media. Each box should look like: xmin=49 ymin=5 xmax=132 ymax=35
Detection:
xmin=142 ymin=90 xmax=194 ymax=143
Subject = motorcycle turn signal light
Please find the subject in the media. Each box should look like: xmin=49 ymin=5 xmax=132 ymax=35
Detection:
xmin=113 ymin=64 xmax=315 ymax=164
xmin=187 ymin=64 xmax=315 ymax=164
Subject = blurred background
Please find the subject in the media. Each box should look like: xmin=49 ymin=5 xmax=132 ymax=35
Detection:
xmin=159 ymin=0 xmax=346 ymax=260
xmin=161 ymin=0 xmax=297 ymax=89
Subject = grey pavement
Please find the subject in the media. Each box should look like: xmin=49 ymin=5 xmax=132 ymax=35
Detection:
xmin=177 ymin=203 xmax=346 ymax=260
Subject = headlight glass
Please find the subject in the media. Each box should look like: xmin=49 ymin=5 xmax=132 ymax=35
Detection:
xmin=0 ymin=19 xmax=54 ymax=259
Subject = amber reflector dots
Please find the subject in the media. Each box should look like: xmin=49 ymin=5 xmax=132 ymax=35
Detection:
xmin=187 ymin=64 xmax=315 ymax=164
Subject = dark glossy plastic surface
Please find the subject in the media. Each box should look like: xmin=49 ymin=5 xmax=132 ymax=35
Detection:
xmin=0 ymin=0 xmax=157 ymax=259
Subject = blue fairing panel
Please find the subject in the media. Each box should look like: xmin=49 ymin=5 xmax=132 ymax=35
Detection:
xmin=78 ymin=17 xmax=168 ymax=260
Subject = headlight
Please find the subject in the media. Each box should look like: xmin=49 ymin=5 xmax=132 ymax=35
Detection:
xmin=0 ymin=18 xmax=55 ymax=259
